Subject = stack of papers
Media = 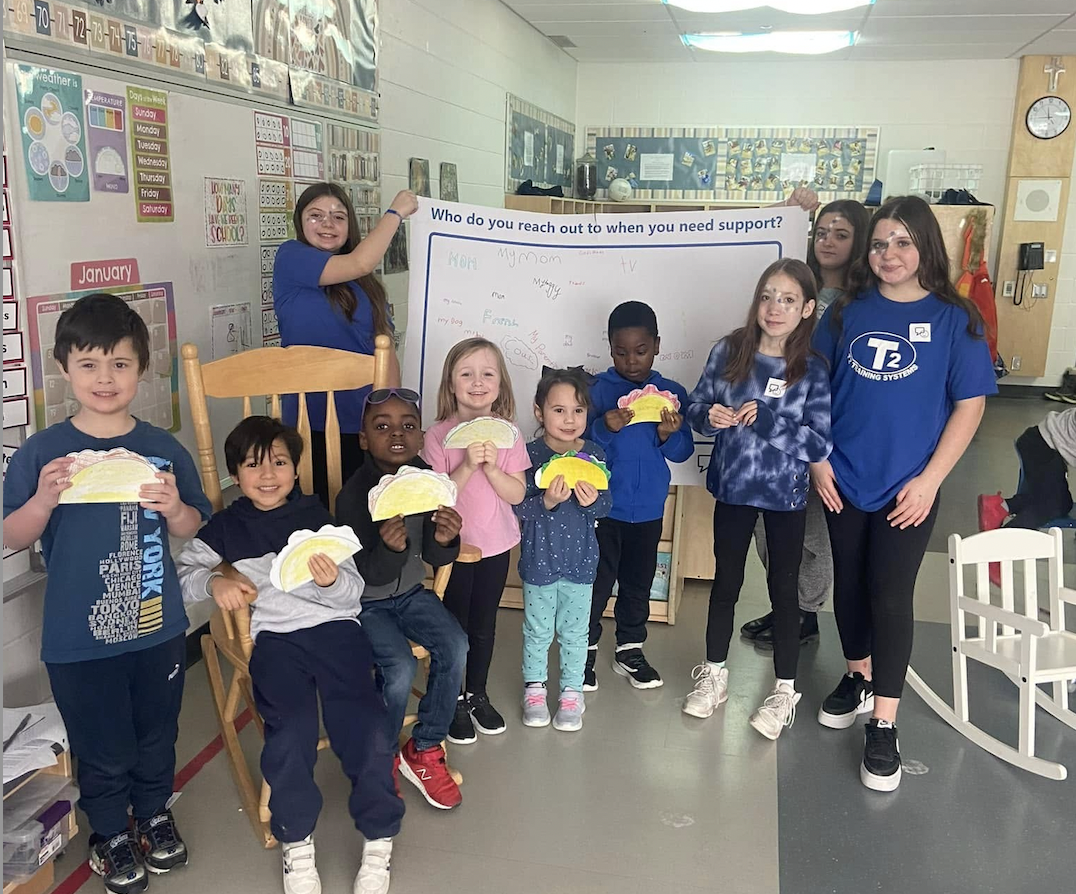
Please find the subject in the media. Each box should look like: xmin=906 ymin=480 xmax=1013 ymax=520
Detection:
xmin=3 ymin=703 xmax=68 ymax=785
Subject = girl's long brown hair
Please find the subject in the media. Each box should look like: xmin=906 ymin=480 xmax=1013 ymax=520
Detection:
xmin=833 ymin=195 xmax=984 ymax=338
xmin=807 ymin=199 xmax=870 ymax=289
xmin=723 ymin=258 xmax=818 ymax=387
xmin=435 ymin=338 xmax=516 ymax=421
xmin=293 ymin=182 xmax=391 ymax=337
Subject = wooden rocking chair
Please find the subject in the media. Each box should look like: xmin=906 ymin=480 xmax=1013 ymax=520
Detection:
xmin=181 ymin=337 xmax=472 ymax=847
xmin=906 ymin=527 xmax=1076 ymax=780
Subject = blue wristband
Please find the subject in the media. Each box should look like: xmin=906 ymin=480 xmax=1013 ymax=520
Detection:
xmin=385 ymin=208 xmax=401 ymax=219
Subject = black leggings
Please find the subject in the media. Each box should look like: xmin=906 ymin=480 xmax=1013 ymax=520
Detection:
xmin=1006 ymin=425 xmax=1072 ymax=529
xmin=442 ymin=550 xmax=511 ymax=696
xmin=825 ymin=488 xmax=939 ymax=700
xmin=707 ymin=502 xmax=805 ymax=679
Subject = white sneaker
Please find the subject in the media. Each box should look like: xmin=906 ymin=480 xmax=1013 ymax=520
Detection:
xmin=749 ymin=683 xmax=801 ymax=740
xmin=521 ymin=683 xmax=551 ymax=727
xmin=682 ymin=664 xmax=728 ymax=718
xmin=354 ymin=837 xmax=392 ymax=894
xmin=282 ymin=836 xmax=321 ymax=894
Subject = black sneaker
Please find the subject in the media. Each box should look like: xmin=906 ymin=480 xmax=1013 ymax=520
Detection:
xmin=817 ymin=672 xmax=874 ymax=729
xmin=136 ymin=810 xmax=188 ymax=873
xmin=612 ymin=648 xmax=663 ymax=689
xmin=467 ymin=693 xmax=506 ymax=735
xmin=753 ymin=610 xmax=820 ymax=651
xmin=740 ymin=610 xmax=774 ymax=641
xmin=89 ymin=832 xmax=148 ymax=894
xmin=447 ymin=695 xmax=477 ymax=745
xmin=583 ymin=647 xmax=599 ymax=692
xmin=861 ymin=718 xmax=902 ymax=791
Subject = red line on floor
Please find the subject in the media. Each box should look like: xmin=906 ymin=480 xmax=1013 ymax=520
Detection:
xmin=51 ymin=709 xmax=254 ymax=894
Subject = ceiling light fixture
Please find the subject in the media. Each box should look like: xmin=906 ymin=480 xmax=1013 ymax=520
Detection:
xmin=665 ymin=0 xmax=874 ymax=14
xmin=681 ymin=30 xmax=858 ymax=54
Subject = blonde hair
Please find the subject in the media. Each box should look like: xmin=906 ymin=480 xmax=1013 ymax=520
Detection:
xmin=435 ymin=337 xmax=516 ymax=421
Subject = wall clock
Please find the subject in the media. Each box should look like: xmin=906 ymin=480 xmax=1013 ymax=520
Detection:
xmin=1026 ymin=96 xmax=1071 ymax=140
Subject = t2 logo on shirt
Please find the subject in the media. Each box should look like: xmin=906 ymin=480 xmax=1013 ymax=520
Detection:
xmin=847 ymin=331 xmax=919 ymax=382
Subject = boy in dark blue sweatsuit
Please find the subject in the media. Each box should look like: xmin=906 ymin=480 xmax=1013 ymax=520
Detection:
xmin=586 ymin=301 xmax=693 ymax=690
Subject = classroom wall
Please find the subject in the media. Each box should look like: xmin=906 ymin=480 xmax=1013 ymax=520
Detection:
xmin=575 ymin=59 xmax=1018 ymax=210
xmin=376 ymin=0 xmax=577 ymax=344
xmin=575 ymin=59 xmax=1076 ymax=384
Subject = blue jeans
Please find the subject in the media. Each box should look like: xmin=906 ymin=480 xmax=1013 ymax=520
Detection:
xmin=361 ymin=586 xmax=468 ymax=751
xmin=522 ymin=580 xmax=591 ymax=692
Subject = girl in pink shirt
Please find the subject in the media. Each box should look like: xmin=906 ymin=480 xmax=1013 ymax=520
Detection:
xmin=423 ymin=338 xmax=529 ymax=743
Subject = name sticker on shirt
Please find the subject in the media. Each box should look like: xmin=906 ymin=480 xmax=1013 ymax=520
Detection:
xmin=764 ymin=377 xmax=788 ymax=398
xmin=909 ymin=323 xmax=932 ymax=342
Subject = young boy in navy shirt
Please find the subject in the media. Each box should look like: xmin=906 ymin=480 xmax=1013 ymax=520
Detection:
xmin=177 ymin=415 xmax=402 ymax=894
xmin=3 ymin=294 xmax=212 ymax=894
xmin=586 ymin=301 xmax=693 ymax=689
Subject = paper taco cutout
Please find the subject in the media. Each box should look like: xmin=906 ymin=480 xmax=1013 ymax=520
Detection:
xmin=59 ymin=448 xmax=161 ymax=504
xmin=617 ymin=383 xmax=681 ymax=425
xmin=269 ymin=524 xmax=363 ymax=593
xmin=368 ymin=465 xmax=457 ymax=521
xmin=533 ymin=451 xmax=610 ymax=490
xmin=442 ymin=416 xmax=519 ymax=449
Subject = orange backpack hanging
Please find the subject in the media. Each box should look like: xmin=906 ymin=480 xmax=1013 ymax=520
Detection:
xmin=970 ymin=255 xmax=999 ymax=361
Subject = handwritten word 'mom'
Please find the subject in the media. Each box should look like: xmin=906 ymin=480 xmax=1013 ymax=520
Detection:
xmin=498 ymin=247 xmax=562 ymax=269
xmin=448 ymin=252 xmax=477 ymax=270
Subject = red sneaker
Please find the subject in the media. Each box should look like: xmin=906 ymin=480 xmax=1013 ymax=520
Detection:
xmin=977 ymin=493 xmax=1008 ymax=532
xmin=398 ymin=739 xmax=462 ymax=810
xmin=392 ymin=752 xmax=402 ymax=799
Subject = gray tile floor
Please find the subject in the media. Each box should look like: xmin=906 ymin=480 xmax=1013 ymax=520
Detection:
xmin=46 ymin=397 xmax=1076 ymax=894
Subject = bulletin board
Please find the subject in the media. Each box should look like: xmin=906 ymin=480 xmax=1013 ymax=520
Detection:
xmin=505 ymin=94 xmax=575 ymax=195
xmin=3 ymin=0 xmax=378 ymax=121
xmin=1 ymin=56 xmax=380 ymax=478
xmin=585 ymin=125 xmax=879 ymax=203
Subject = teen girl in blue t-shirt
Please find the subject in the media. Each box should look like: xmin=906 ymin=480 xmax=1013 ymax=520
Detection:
xmin=811 ymin=195 xmax=996 ymax=792
xmin=272 ymin=183 xmax=416 ymax=506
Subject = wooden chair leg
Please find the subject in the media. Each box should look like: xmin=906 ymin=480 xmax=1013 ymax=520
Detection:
xmin=202 ymin=635 xmax=274 ymax=847
xmin=240 ymin=677 xmax=264 ymax=739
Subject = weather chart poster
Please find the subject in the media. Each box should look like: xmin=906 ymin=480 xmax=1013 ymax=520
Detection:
xmin=14 ymin=65 xmax=90 ymax=202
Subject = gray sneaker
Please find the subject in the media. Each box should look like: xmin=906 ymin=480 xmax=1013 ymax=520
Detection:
xmin=552 ymin=689 xmax=585 ymax=731
xmin=522 ymin=683 xmax=550 ymax=727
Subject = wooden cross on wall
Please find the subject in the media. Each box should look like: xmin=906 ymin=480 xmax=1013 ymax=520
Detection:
xmin=1045 ymin=56 xmax=1066 ymax=92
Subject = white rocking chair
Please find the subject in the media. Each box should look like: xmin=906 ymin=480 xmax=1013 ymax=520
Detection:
xmin=906 ymin=527 xmax=1076 ymax=780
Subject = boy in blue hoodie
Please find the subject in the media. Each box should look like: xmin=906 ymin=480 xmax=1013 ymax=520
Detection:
xmin=586 ymin=301 xmax=693 ymax=689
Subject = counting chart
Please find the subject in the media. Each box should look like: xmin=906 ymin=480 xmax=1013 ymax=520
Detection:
xmin=27 ymin=284 xmax=179 ymax=432
xmin=259 ymin=211 xmax=289 ymax=242
xmin=253 ymin=108 xmax=326 ymax=345
xmin=254 ymin=111 xmax=286 ymax=144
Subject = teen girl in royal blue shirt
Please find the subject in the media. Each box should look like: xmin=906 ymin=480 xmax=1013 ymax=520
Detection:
xmin=811 ymin=195 xmax=996 ymax=792
xmin=272 ymin=183 xmax=416 ymax=507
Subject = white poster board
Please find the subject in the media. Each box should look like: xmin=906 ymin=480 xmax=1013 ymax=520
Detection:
xmin=404 ymin=201 xmax=809 ymax=486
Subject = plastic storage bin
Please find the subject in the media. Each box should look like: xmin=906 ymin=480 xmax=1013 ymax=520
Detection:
xmin=3 ymin=821 xmax=44 ymax=885
xmin=908 ymin=163 xmax=983 ymax=202
xmin=2 ymin=776 xmax=78 ymax=884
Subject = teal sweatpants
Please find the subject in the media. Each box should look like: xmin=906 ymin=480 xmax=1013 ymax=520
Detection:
xmin=522 ymin=580 xmax=591 ymax=692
